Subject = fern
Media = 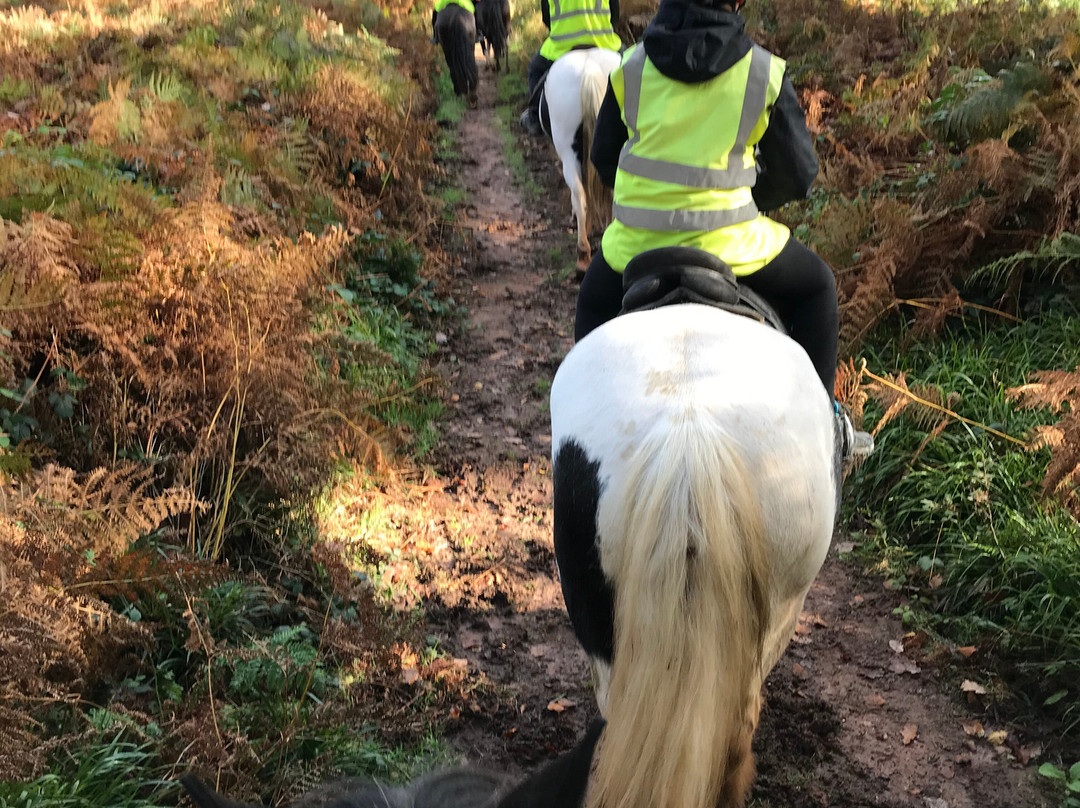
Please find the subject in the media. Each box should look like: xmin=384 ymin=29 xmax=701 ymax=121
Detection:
xmin=1008 ymin=368 xmax=1080 ymax=518
xmin=144 ymin=71 xmax=185 ymax=105
xmin=926 ymin=62 xmax=1050 ymax=146
xmin=967 ymin=232 xmax=1080 ymax=292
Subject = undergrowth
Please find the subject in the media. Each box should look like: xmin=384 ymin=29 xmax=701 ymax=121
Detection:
xmin=851 ymin=288 xmax=1080 ymax=753
xmin=0 ymin=0 xmax=463 ymax=801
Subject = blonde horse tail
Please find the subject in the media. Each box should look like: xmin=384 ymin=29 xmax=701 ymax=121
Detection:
xmin=589 ymin=412 xmax=771 ymax=808
xmin=579 ymin=65 xmax=611 ymax=235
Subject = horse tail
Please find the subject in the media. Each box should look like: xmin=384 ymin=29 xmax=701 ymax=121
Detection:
xmin=579 ymin=64 xmax=611 ymax=234
xmin=488 ymin=0 xmax=508 ymax=68
xmin=442 ymin=9 xmax=478 ymax=98
xmin=589 ymin=412 xmax=770 ymax=808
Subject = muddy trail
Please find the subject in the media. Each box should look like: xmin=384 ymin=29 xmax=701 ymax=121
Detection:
xmin=381 ymin=56 xmax=1049 ymax=807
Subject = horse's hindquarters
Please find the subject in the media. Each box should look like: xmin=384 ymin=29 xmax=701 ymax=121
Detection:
xmin=552 ymin=305 xmax=837 ymax=653
xmin=550 ymin=305 xmax=837 ymax=808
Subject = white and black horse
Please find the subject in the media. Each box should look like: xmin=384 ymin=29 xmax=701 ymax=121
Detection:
xmin=540 ymin=48 xmax=620 ymax=272
xmin=550 ymin=255 xmax=844 ymax=808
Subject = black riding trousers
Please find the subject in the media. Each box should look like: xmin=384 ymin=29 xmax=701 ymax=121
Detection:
xmin=574 ymin=237 xmax=839 ymax=394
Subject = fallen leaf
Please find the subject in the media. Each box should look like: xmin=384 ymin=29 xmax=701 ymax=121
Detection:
xmin=867 ymin=693 xmax=887 ymax=708
xmin=961 ymin=680 xmax=987 ymax=695
xmin=852 ymin=594 xmax=865 ymax=604
xmin=401 ymin=667 xmax=419 ymax=685
xmin=835 ymin=541 xmax=855 ymax=554
xmin=529 ymin=644 xmax=548 ymax=658
xmin=1015 ymin=742 xmax=1041 ymax=765
xmin=902 ymin=724 xmax=918 ymax=745
xmin=792 ymin=662 xmax=809 ymax=678
xmin=986 ymin=730 xmax=1008 ymax=746
xmin=889 ymin=658 xmax=921 ymax=675
xmin=547 ymin=697 xmax=576 ymax=712
xmin=929 ymin=574 xmax=945 ymax=589
xmin=956 ymin=645 xmax=977 ymax=658
xmin=962 ymin=720 xmax=985 ymax=737
xmin=460 ymin=630 xmax=483 ymax=651
xmin=889 ymin=639 xmax=905 ymax=654
xmin=795 ymin=622 xmax=812 ymax=635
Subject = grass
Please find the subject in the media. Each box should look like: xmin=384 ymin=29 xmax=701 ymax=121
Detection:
xmin=851 ymin=290 xmax=1080 ymax=747
xmin=489 ymin=56 xmax=545 ymax=200
xmin=0 ymin=732 xmax=178 ymax=808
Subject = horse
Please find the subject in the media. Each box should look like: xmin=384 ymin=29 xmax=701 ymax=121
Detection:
xmin=179 ymin=721 xmax=604 ymax=808
xmin=180 ymin=768 xmax=510 ymax=808
xmin=550 ymin=250 xmax=844 ymax=808
xmin=476 ymin=0 xmax=510 ymax=73
xmin=540 ymin=47 xmax=620 ymax=273
xmin=436 ymin=2 xmax=479 ymax=108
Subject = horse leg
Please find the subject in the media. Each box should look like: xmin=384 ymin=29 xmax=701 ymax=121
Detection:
xmin=559 ymin=155 xmax=590 ymax=271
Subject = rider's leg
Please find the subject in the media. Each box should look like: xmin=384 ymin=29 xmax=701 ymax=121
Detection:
xmin=738 ymin=237 xmax=838 ymax=395
xmin=574 ymin=247 xmax=624 ymax=341
xmin=741 ymin=238 xmax=873 ymax=458
xmin=520 ymin=53 xmax=554 ymax=135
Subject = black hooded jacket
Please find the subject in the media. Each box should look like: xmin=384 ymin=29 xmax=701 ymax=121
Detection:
xmin=589 ymin=0 xmax=817 ymax=213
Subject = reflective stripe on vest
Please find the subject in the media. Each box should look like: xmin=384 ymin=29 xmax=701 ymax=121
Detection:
xmin=612 ymin=44 xmax=776 ymax=231
xmin=539 ymin=0 xmax=620 ymax=58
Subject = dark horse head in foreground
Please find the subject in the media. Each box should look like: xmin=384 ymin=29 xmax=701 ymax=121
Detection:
xmin=180 ymin=719 xmax=604 ymax=808
xmin=436 ymin=3 xmax=479 ymax=108
xmin=476 ymin=0 xmax=511 ymax=73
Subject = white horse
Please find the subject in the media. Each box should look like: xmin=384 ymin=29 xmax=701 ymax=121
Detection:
xmin=541 ymin=47 xmax=621 ymax=272
xmin=550 ymin=302 xmax=841 ymax=808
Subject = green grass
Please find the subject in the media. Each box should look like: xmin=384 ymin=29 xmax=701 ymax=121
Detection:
xmin=492 ymin=95 xmax=543 ymax=200
xmin=322 ymin=231 xmax=454 ymax=460
xmin=0 ymin=732 xmax=177 ymax=808
xmin=852 ymin=293 xmax=1080 ymax=745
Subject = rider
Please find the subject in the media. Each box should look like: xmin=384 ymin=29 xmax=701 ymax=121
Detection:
xmin=576 ymin=0 xmax=872 ymax=456
xmin=518 ymin=0 xmax=622 ymax=136
xmin=431 ymin=0 xmax=475 ymax=43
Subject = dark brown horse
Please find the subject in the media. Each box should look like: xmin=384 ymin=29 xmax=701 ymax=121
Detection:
xmin=476 ymin=0 xmax=511 ymax=73
xmin=436 ymin=2 xmax=479 ymax=107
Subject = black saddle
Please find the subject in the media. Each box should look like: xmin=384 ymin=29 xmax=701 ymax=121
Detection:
xmin=619 ymin=246 xmax=784 ymax=332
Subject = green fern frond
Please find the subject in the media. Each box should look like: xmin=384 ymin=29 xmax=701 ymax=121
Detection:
xmin=145 ymin=71 xmax=186 ymax=104
xmin=967 ymin=232 xmax=1080 ymax=291
xmin=927 ymin=61 xmax=1050 ymax=145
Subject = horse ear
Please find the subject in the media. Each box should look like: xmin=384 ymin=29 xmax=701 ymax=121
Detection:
xmin=179 ymin=774 xmax=258 ymax=808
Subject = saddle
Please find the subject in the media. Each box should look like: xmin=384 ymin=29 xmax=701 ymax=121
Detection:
xmin=619 ymin=246 xmax=785 ymax=332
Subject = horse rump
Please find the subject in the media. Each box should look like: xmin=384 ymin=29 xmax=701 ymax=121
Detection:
xmin=436 ymin=4 xmax=479 ymax=106
xmin=551 ymin=306 xmax=839 ymax=808
xmin=476 ymin=0 xmax=510 ymax=72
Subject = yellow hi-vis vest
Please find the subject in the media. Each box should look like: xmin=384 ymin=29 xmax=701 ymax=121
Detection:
xmin=539 ymin=0 xmax=621 ymax=60
xmin=435 ymin=0 xmax=475 ymax=16
xmin=601 ymin=43 xmax=792 ymax=276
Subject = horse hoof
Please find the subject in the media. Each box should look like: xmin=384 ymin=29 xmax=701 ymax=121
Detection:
xmin=467 ymin=92 xmax=479 ymax=109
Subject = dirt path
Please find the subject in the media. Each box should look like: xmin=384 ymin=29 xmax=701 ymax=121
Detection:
xmin=389 ymin=54 xmax=1049 ymax=806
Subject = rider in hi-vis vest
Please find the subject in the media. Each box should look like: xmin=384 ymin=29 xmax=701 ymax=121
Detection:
xmin=431 ymin=0 xmax=475 ymax=43
xmin=577 ymin=0 xmax=872 ymax=456
xmin=519 ymin=0 xmax=621 ymax=135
